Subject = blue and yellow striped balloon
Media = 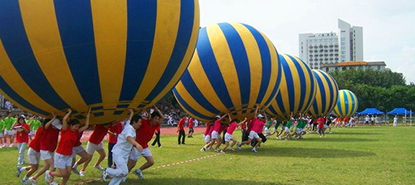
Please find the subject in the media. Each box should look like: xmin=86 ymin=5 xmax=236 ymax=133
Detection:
xmin=0 ymin=0 xmax=200 ymax=124
xmin=267 ymin=54 xmax=317 ymax=121
xmin=333 ymin=89 xmax=358 ymax=118
xmin=173 ymin=22 xmax=281 ymax=122
xmin=308 ymin=70 xmax=339 ymax=118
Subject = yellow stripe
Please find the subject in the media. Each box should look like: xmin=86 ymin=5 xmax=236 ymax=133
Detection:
xmin=207 ymin=24 xmax=242 ymax=111
xmin=327 ymin=74 xmax=337 ymax=112
xmin=173 ymin=92 xmax=209 ymax=122
xmin=314 ymin=73 xmax=323 ymax=115
xmin=19 ymin=0 xmax=86 ymax=113
xmin=90 ymin=0 xmax=127 ymax=114
xmin=319 ymin=72 xmax=331 ymax=114
xmin=346 ymin=91 xmax=353 ymax=117
xmin=149 ymin=0 xmax=200 ymax=108
xmin=229 ymin=23 xmax=262 ymax=108
xmin=259 ymin=31 xmax=278 ymax=109
xmin=0 ymin=39 xmax=60 ymax=115
xmin=279 ymin=68 xmax=290 ymax=116
xmin=283 ymin=54 xmax=301 ymax=113
xmin=295 ymin=56 xmax=313 ymax=113
xmin=130 ymin=0 xmax=180 ymax=108
xmin=175 ymin=81 xmax=215 ymax=118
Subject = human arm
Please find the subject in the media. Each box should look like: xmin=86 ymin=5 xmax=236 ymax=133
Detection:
xmin=44 ymin=112 xmax=57 ymax=129
xmin=127 ymin=136 xmax=143 ymax=152
xmin=79 ymin=108 xmax=91 ymax=132
xmin=238 ymin=117 xmax=248 ymax=125
xmin=153 ymin=105 xmax=165 ymax=120
xmin=62 ymin=109 xmax=72 ymax=131
xmin=127 ymin=109 xmax=134 ymax=123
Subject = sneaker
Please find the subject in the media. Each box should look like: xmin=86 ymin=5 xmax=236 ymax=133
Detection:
xmin=71 ymin=167 xmax=80 ymax=175
xmin=94 ymin=165 xmax=104 ymax=171
xmin=214 ymin=149 xmax=219 ymax=153
xmin=50 ymin=181 xmax=59 ymax=185
xmin=102 ymin=169 xmax=108 ymax=182
xmin=151 ymin=145 xmax=155 ymax=147
xmin=200 ymin=147 xmax=206 ymax=152
xmin=251 ymin=148 xmax=257 ymax=153
xmin=220 ymin=150 xmax=226 ymax=154
xmin=79 ymin=170 xmax=85 ymax=177
xmin=9 ymin=144 xmax=13 ymax=148
xmin=158 ymin=146 xmax=162 ymax=148
xmin=44 ymin=170 xmax=52 ymax=184
xmin=16 ymin=166 xmax=23 ymax=177
xmin=20 ymin=177 xmax=28 ymax=184
xmin=28 ymin=177 xmax=36 ymax=185
xmin=237 ymin=142 xmax=242 ymax=149
xmin=229 ymin=148 xmax=235 ymax=151
xmin=133 ymin=169 xmax=144 ymax=180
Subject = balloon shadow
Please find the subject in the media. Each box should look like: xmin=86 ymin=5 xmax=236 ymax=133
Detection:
xmin=84 ymin=178 xmax=278 ymax=185
xmin=299 ymin=137 xmax=378 ymax=142
xmin=231 ymin=147 xmax=376 ymax=158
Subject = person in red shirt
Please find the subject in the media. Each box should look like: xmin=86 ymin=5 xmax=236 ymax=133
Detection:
xmin=150 ymin=124 xmax=161 ymax=148
xmin=127 ymin=105 xmax=164 ymax=180
xmin=220 ymin=114 xmax=247 ymax=153
xmin=187 ymin=117 xmax=194 ymax=138
xmin=208 ymin=114 xmax=228 ymax=152
xmin=16 ymin=121 xmax=45 ymax=184
xmin=107 ymin=121 xmax=123 ymax=168
xmin=177 ymin=115 xmax=187 ymax=145
xmin=317 ymin=116 xmax=326 ymax=137
xmin=70 ymin=131 xmax=89 ymax=176
xmin=13 ymin=116 xmax=30 ymax=165
xmin=73 ymin=121 xmax=110 ymax=176
xmin=45 ymin=108 xmax=90 ymax=185
xmin=237 ymin=107 xmax=265 ymax=152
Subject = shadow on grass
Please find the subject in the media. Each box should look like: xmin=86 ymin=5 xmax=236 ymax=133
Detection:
xmin=231 ymin=147 xmax=376 ymax=158
xmin=330 ymin=132 xmax=382 ymax=135
xmin=299 ymin=137 xmax=378 ymax=142
xmin=83 ymin=178 xmax=278 ymax=185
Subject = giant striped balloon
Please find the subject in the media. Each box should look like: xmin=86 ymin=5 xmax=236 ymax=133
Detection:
xmin=0 ymin=0 xmax=200 ymax=124
xmin=173 ymin=22 xmax=281 ymax=122
xmin=267 ymin=54 xmax=317 ymax=121
xmin=308 ymin=70 xmax=339 ymax=118
xmin=333 ymin=89 xmax=359 ymax=118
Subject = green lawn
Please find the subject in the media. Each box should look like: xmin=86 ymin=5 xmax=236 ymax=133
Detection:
xmin=1 ymin=126 xmax=414 ymax=185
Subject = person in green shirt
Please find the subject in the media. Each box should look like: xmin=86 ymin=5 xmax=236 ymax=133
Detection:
xmin=294 ymin=117 xmax=307 ymax=139
xmin=264 ymin=118 xmax=275 ymax=137
xmin=4 ymin=112 xmax=17 ymax=148
xmin=0 ymin=115 xmax=5 ymax=148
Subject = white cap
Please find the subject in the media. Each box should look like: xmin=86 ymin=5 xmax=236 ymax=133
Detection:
xmin=215 ymin=115 xmax=221 ymax=119
xmin=51 ymin=119 xmax=62 ymax=130
xmin=257 ymin=114 xmax=265 ymax=118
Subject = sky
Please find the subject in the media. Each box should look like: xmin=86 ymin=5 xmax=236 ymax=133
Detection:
xmin=199 ymin=0 xmax=415 ymax=84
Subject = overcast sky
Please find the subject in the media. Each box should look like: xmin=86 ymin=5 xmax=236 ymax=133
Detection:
xmin=199 ymin=0 xmax=415 ymax=84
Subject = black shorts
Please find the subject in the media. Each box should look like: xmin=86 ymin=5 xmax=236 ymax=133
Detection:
xmin=188 ymin=128 xmax=194 ymax=133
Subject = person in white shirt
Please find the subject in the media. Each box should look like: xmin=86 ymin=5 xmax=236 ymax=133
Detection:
xmin=393 ymin=115 xmax=398 ymax=127
xmin=102 ymin=110 xmax=143 ymax=185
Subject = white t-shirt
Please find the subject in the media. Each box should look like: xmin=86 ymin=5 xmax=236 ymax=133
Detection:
xmin=393 ymin=117 xmax=398 ymax=123
xmin=112 ymin=121 xmax=135 ymax=157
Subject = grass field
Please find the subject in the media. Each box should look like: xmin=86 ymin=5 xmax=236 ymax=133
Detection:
xmin=1 ymin=125 xmax=414 ymax=185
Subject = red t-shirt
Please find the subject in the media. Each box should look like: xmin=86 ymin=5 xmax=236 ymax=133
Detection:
xmin=178 ymin=118 xmax=185 ymax=130
xmin=135 ymin=119 xmax=158 ymax=148
xmin=74 ymin=131 xmax=84 ymax=147
xmin=56 ymin=128 xmax=79 ymax=156
xmin=246 ymin=120 xmax=253 ymax=133
xmin=212 ymin=120 xmax=221 ymax=132
xmin=29 ymin=126 xmax=44 ymax=152
xmin=15 ymin=123 xmax=30 ymax=143
xmin=204 ymin=124 xmax=213 ymax=135
xmin=155 ymin=125 xmax=161 ymax=133
xmin=318 ymin=123 xmax=325 ymax=129
xmin=317 ymin=117 xmax=325 ymax=124
xmin=219 ymin=124 xmax=227 ymax=133
xmin=188 ymin=118 xmax=194 ymax=128
xmin=226 ymin=122 xmax=238 ymax=135
xmin=40 ymin=126 xmax=60 ymax=152
xmin=89 ymin=125 xmax=109 ymax=145
xmin=108 ymin=122 xmax=123 ymax=144
xmin=251 ymin=118 xmax=265 ymax=133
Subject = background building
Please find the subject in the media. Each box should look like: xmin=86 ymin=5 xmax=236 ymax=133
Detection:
xmin=299 ymin=19 xmax=363 ymax=69
xmin=320 ymin=61 xmax=387 ymax=72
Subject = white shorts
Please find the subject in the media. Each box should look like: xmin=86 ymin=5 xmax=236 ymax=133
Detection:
xmin=29 ymin=130 xmax=37 ymax=136
xmin=27 ymin=147 xmax=40 ymax=165
xmin=6 ymin=130 xmax=15 ymax=135
xmin=86 ymin=142 xmax=104 ymax=155
xmin=211 ymin=131 xmax=220 ymax=139
xmin=204 ymin=135 xmax=211 ymax=143
xmin=129 ymin=147 xmax=152 ymax=161
xmin=54 ymin=153 xmax=72 ymax=169
xmin=72 ymin=145 xmax=85 ymax=158
xmin=284 ymin=127 xmax=290 ymax=133
xmin=224 ymin=133 xmax=233 ymax=142
xmin=248 ymin=131 xmax=260 ymax=140
xmin=295 ymin=128 xmax=304 ymax=134
xmin=0 ymin=133 xmax=3 ymax=137
xmin=40 ymin=150 xmax=54 ymax=160
xmin=324 ymin=125 xmax=329 ymax=129
xmin=264 ymin=128 xmax=270 ymax=134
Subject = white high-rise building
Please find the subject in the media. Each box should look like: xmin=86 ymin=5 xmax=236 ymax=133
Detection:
xmin=299 ymin=19 xmax=363 ymax=69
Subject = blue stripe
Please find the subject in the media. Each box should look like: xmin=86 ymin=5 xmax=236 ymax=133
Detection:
xmin=315 ymin=72 xmax=327 ymax=114
xmin=242 ymin=24 xmax=272 ymax=104
xmin=343 ymin=91 xmax=349 ymax=116
xmin=54 ymin=0 xmax=102 ymax=105
xmin=279 ymin=55 xmax=295 ymax=112
xmin=173 ymin=89 xmax=212 ymax=121
xmin=350 ymin=92 xmax=356 ymax=116
xmin=335 ymin=94 xmax=342 ymax=116
xmin=0 ymin=76 xmax=49 ymax=115
xmin=144 ymin=0 xmax=196 ymax=103
xmin=177 ymin=70 xmax=220 ymax=113
xmin=119 ymin=0 xmax=157 ymax=101
xmin=197 ymin=27 xmax=233 ymax=108
xmin=303 ymin=64 xmax=316 ymax=113
xmin=113 ymin=111 xmax=124 ymax=115
xmin=275 ymin=88 xmax=287 ymax=116
xmin=218 ymin=23 xmax=251 ymax=105
xmin=289 ymin=55 xmax=308 ymax=111
xmin=0 ymin=1 xmax=70 ymax=110
xmin=267 ymin=104 xmax=278 ymax=116
xmin=263 ymin=49 xmax=282 ymax=106
xmin=321 ymin=72 xmax=335 ymax=112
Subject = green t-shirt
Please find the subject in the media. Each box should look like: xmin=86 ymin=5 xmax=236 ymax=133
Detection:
xmin=297 ymin=119 xmax=307 ymax=129
xmin=274 ymin=121 xmax=281 ymax=129
xmin=3 ymin=117 xmax=16 ymax=131
xmin=265 ymin=120 xmax=273 ymax=129
xmin=31 ymin=120 xmax=42 ymax=130
xmin=0 ymin=120 xmax=5 ymax=130
xmin=286 ymin=120 xmax=293 ymax=128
